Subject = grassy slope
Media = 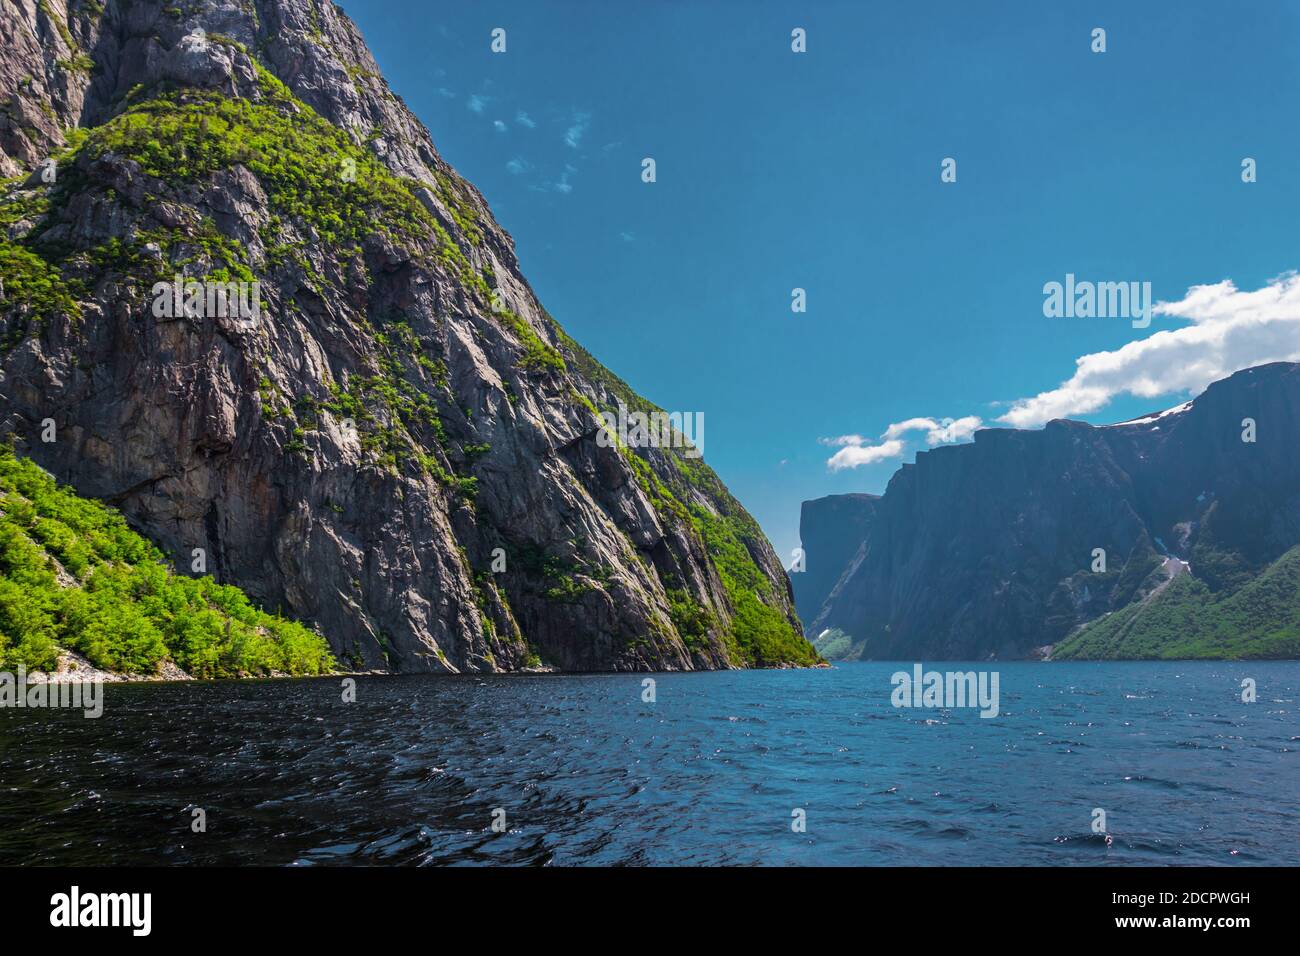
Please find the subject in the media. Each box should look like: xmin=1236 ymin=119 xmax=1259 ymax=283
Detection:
xmin=1053 ymin=546 xmax=1300 ymax=660
xmin=0 ymin=450 xmax=335 ymax=677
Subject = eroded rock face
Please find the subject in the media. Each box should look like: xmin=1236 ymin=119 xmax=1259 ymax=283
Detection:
xmin=0 ymin=0 xmax=813 ymax=672
xmin=791 ymin=493 xmax=878 ymax=626
xmin=805 ymin=363 xmax=1300 ymax=659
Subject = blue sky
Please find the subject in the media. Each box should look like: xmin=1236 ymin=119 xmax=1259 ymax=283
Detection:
xmin=343 ymin=0 xmax=1300 ymax=563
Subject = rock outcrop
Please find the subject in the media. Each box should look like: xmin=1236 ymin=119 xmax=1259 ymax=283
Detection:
xmin=790 ymin=492 xmax=878 ymax=625
xmin=801 ymin=363 xmax=1300 ymax=659
xmin=0 ymin=0 xmax=816 ymax=672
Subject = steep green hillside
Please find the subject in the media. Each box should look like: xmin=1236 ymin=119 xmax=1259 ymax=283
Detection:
xmin=1053 ymin=547 xmax=1300 ymax=660
xmin=555 ymin=327 xmax=819 ymax=667
xmin=0 ymin=449 xmax=334 ymax=677
xmin=0 ymin=10 xmax=815 ymax=673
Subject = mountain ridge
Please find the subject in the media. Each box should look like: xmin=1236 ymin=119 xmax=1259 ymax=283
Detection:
xmin=797 ymin=362 xmax=1300 ymax=660
xmin=0 ymin=0 xmax=817 ymax=672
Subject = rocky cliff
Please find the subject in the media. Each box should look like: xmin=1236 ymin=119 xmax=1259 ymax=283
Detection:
xmin=0 ymin=0 xmax=816 ymax=672
xmin=790 ymin=492 xmax=877 ymax=625
xmin=803 ymin=363 xmax=1300 ymax=660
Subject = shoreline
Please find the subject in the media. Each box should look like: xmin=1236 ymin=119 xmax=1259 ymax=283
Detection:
xmin=17 ymin=654 xmax=836 ymax=685
xmin=16 ymin=655 xmax=1298 ymax=687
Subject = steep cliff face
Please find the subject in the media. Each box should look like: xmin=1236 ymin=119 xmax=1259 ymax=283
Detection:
xmin=805 ymin=363 xmax=1300 ymax=660
xmin=0 ymin=0 xmax=816 ymax=672
xmin=791 ymin=492 xmax=877 ymax=626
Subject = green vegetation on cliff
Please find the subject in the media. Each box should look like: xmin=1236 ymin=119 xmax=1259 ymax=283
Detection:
xmin=0 ymin=40 xmax=813 ymax=671
xmin=86 ymin=65 xmax=456 ymax=255
xmin=1054 ymin=548 xmax=1300 ymax=660
xmin=1 ymin=57 xmax=562 ymax=366
xmin=0 ymin=450 xmax=334 ymax=677
xmin=552 ymin=320 xmax=819 ymax=667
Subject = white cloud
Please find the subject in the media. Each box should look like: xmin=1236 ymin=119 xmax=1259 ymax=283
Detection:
xmin=505 ymin=157 xmax=532 ymax=175
xmin=467 ymin=94 xmax=489 ymax=113
xmin=564 ymin=111 xmax=591 ymax=148
xmin=929 ymin=416 xmax=982 ymax=444
xmin=826 ymin=439 xmax=905 ymax=472
xmin=819 ymin=434 xmax=866 ymax=448
xmin=493 ymin=120 xmax=507 ymax=133
xmin=532 ymin=164 xmax=577 ymax=195
xmin=822 ymin=416 xmax=981 ymax=471
xmin=882 ymin=416 xmax=983 ymax=445
xmin=882 ymin=418 xmax=937 ymax=440
xmin=515 ymin=110 xmax=535 ymax=128
xmin=999 ymin=272 xmax=1300 ymax=428
xmin=935 ymin=418 xmax=982 ymax=444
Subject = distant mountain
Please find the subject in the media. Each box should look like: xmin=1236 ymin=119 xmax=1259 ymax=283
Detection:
xmin=791 ymin=493 xmax=879 ymax=624
xmin=797 ymin=363 xmax=1300 ymax=660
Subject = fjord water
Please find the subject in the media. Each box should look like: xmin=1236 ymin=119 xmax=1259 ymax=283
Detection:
xmin=0 ymin=662 xmax=1295 ymax=866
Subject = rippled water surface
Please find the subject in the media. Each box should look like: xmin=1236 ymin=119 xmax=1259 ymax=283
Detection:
xmin=0 ymin=661 xmax=1296 ymax=865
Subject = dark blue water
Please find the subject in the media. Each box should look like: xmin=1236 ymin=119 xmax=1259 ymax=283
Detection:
xmin=0 ymin=661 xmax=1295 ymax=865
